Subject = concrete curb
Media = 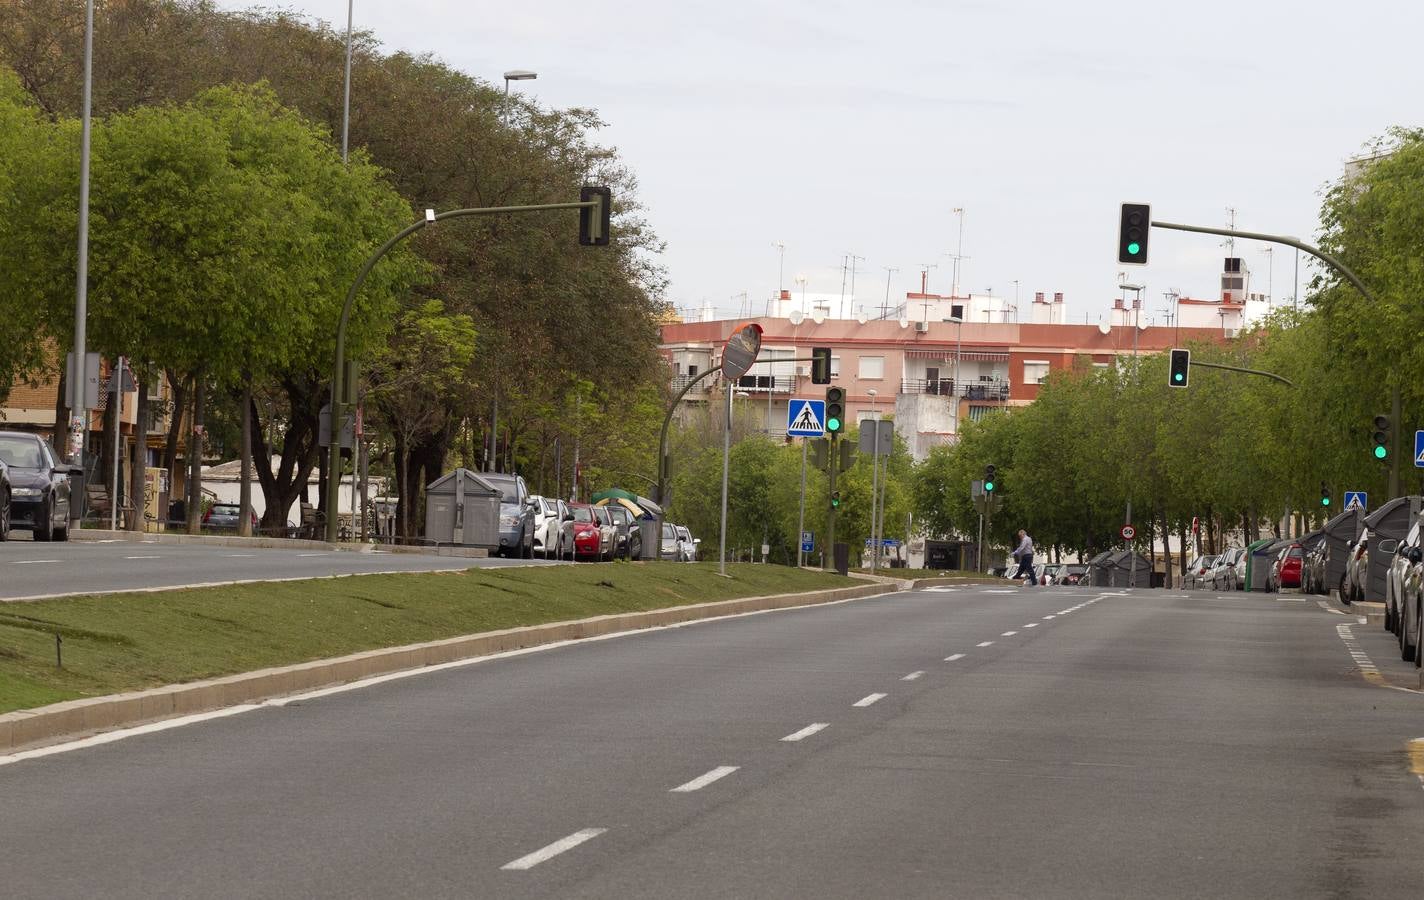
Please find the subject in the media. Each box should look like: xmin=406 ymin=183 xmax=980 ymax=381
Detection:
xmin=1327 ymin=588 xmax=1385 ymax=625
xmin=73 ymin=529 xmax=488 ymax=558
xmin=0 ymin=581 xmax=893 ymax=753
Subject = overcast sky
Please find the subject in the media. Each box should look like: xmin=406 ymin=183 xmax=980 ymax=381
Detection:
xmin=218 ymin=0 xmax=1423 ymax=324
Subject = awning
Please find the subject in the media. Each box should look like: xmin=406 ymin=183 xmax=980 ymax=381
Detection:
xmin=904 ymin=349 xmax=1010 ymax=362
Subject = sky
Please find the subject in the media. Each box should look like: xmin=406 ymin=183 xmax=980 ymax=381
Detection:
xmin=217 ymin=0 xmax=1424 ymax=325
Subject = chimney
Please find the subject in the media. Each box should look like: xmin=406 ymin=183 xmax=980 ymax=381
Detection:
xmin=1114 ymin=297 xmax=1124 ymax=310
xmin=1053 ymin=292 xmax=1064 ymax=303
xmin=1034 ymin=291 xmax=1045 ymax=303
xmin=780 ymin=289 xmax=791 ymax=300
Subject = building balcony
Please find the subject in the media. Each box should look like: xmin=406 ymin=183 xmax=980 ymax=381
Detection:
xmin=670 ymin=373 xmax=712 ymax=394
xmin=735 ymin=374 xmax=794 ymax=394
xmin=900 ymin=379 xmax=1010 ymax=401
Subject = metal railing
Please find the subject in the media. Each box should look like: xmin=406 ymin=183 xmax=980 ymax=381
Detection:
xmin=900 ymin=379 xmax=1010 ymax=400
xmin=735 ymin=374 xmax=794 ymax=393
xmin=670 ymin=374 xmax=713 ymax=393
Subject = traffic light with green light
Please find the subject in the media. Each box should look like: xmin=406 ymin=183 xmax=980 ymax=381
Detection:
xmin=1372 ymin=415 xmax=1390 ymax=461
xmin=830 ymin=490 xmax=841 ymax=510
xmin=825 ymin=386 xmax=845 ymax=435
xmin=1320 ymin=482 xmax=1331 ymax=508
xmin=1118 ymin=202 xmax=1150 ymax=265
xmin=984 ymin=464 xmax=997 ymax=493
xmin=1168 ymin=348 xmax=1190 ymax=388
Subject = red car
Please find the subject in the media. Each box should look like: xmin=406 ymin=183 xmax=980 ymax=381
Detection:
xmin=1270 ymin=542 xmax=1304 ymax=591
xmin=567 ymin=503 xmax=609 ymax=561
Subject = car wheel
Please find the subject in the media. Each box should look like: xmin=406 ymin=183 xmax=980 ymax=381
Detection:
xmin=1386 ymin=583 xmax=1398 ymax=633
xmin=32 ymin=496 xmax=52 ymax=542
xmin=1404 ymin=603 xmax=1418 ymax=662
xmin=0 ymin=486 xmax=9 ymax=541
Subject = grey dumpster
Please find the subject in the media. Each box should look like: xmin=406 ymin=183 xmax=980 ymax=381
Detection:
xmin=635 ymin=496 xmax=663 ymax=561
xmin=424 ymin=469 xmax=500 ymax=548
xmin=1106 ymin=550 xmax=1152 ymax=588
xmin=1362 ymin=496 xmax=1423 ymax=603
xmin=1087 ymin=551 xmax=1114 ymax=587
xmin=1249 ymin=538 xmax=1291 ymax=592
xmin=1321 ymin=508 xmax=1364 ymax=596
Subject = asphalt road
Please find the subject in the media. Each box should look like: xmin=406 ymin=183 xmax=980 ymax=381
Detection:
xmin=0 ymin=539 xmax=556 ymax=600
xmin=4 ymin=584 xmax=1424 ymax=898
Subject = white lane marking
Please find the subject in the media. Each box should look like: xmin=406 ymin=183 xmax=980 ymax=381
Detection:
xmin=12 ymin=560 xmax=60 ymax=565
xmin=1335 ymin=624 xmax=1380 ymax=675
xmin=853 ymin=693 xmax=887 ymax=707
xmin=902 ymin=671 xmax=924 ymax=681
xmin=123 ymin=555 xmax=162 ymax=560
xmin=1057 ymin=609 xmax=1075 ymax=615
xmin=297 ymin=553 xmax=330 ymax=557
xmin=501 ymin=828 xmax=607 ymax=870
xmin=984 ymin=589 xmax=1016 ymax=594
xmin=1023 ymin=623 xmax=1038 ymax=628
xmin=977 ymin=641 xmax=994 ymax=647
xmin=781 ymin=723 xmax=829 ymax=742
xmin=944 ymin=653 xmax=965 ymax=662
xmin=225 ymin=553 xmax=257 ymax=558
xmin=670 ymin=765 xmax=739 ymax=793
xmin=1001 ymin=631 xmax=1017 ymax=637
xmin=1043 ymin=615 xmax=1057 ymax=620
xmin=1276 ymin=597 xmax=1307 ymax=602
xmin=92 ymin=539 xmax=125 ymax=543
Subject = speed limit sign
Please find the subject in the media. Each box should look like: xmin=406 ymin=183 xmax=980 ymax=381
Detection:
xmin=1120 ymin=524 xmax=1136 ymax=541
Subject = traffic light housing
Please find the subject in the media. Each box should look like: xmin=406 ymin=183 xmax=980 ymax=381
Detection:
xmin=984 ymin=464 xmax=997 ymax=494
xmin=825 ymin=386 xmax=845 ymax=435
xmin=578 ymin=185 xmax=611 ymax=246
xmin=1118 ymin=202 xmax=1150 ymax=265
xmin=811 ymin=347 xmax=832 ymax=385
xmin=830 ymin=490 xmax=841 ymax=510
xmin=1168 ymin=348 xmax=1190 ymax=388
xmin=1372 ymin=415 xmax=1390 ymax=461
xmin=1320 ymin=482 xmax=1331 ymax=508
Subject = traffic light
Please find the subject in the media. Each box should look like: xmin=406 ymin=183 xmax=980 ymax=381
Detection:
xmin=1372 ymin=415 xmax=1390 ymax=461
xmin=578 ymin=185 xmax=611 ymax=246
xmin=1168 ymin=348 xmax=1190 ymax=388
xmin=1118 ymin=202 xmax=1150 ymax=265
xmin=825 ymin=386 xmax=845 ymax=435
xmin=1320 ymin=482 xmax=1331 ymax=508
xmin=811 ymin=347 xmax=832 ymax=384
xmin=984 ymin=464 xmax=997 ymax=494
xmin=830 ymin=490 xmax=841 ymax=510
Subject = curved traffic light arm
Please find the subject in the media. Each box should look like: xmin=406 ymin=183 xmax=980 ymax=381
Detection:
xmin=1187 ymin=360 xmax=1293 ymax=387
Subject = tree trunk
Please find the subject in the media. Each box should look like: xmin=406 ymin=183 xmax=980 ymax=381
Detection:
xmin=396 ymin=433 xmax=410 ymax=539
xmin=238 ymin=379 xmax=253 ymax=537
xmin=1160 ymin=508 xmax=1172 ymax=588
xmin=186 ymin=376 xmax=205 ymax=534
xmin=163 ymin=370 xmax=187 ymax=482
xmin=53 ymin=367 xmax=70 ymax=458
xmin=128 ymin=383 xmax=149 ymax=531
xmin=249 ymin=380 xmax=321 ymax=535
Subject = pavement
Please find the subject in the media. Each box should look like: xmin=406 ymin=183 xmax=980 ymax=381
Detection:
xmin=0 ymin=539 xmax=558 ymax=601
xmin=3 ymin=583 xmax=1424 ymax=898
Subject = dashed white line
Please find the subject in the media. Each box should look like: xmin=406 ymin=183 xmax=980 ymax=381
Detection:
xmin=1023 ymin=623 xmax=1039 ymax=628
xmin=944 ymin=653 xmax=965 ymax=662
xmin=225 ymin=553 xmax=257 ymax=558
xmin=297 ymin=553 xmax=330 ymax=557
xmin=984 ymin=589 xmax=1017 ymax=594
xmin=977 ymin=641 xmax=994 ymax=647
xmin=123 ymin=555 xmax=162 ymax=560
xmin=1057 ymin=609 xmax=1075 ymax=615
xmin=670 ymin=765 xmax=739 ymax=793
xmin=1001 ymin=631 xmax=1017 ymax=637
xmin=501 ymin=828 xmax=608 ymax=870
xmin=902 ymin=671 xmax=925 ymax=681
xmin=853 ymin=693 xmax=887 ymax=707
xmin=781 ymin=723 xmax=829 ymax=742
xmin=1043 ymin=615 xmax=1057 ymax=620
xmin=12 ymin=559 xmax=60 ymax=565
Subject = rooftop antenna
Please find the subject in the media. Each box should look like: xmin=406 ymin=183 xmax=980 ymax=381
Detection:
xmin=838 ymin=254 xmax=848 ymax=319
xmin=949 ymin=207 xmax=967 ymax=296
xmin=1223 ymin=206 xmax=1238 ymax=258
xmin=879 ymin=266 xmax=899 ymax=320
xmin=918 ymin=262 xmax=938 ymax=294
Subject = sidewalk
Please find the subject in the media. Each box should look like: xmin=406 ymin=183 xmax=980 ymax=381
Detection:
xmin=74 ymin=528 xmax=487 ymax=558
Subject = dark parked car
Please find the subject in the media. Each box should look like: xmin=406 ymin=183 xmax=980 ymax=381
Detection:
xmin=606 ymin=504 xmax=643 ymax=560
xmin=0 ymin=431 xmax=75 ymax=541
xmin=202 ymin=502 xmax=259 ymax=532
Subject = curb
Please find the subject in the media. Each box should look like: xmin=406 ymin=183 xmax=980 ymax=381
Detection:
xmin=0 ymin=581 xmax=893 ymax=753
xmin=73 ymin=529 xmax=488 ymax=558
xmin=1328 ymin=588 xmax=1385 ymax=625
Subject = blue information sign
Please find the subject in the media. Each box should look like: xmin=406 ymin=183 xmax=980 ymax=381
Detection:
xmin=801 ymin=530 xmax=814 ymax=553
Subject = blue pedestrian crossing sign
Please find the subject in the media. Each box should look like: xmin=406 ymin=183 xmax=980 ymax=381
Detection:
xmin=787 ymin=398 xmax=826 ymax=437
xmin=1344 ymin=491 xmax=1367 ymax=511
xmin=801 ymin=530 xmax=814 ymax=553
xmin=1415 ymin=430 xmax=1424 ymax=468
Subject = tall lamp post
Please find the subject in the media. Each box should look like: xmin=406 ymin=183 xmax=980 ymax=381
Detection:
xmin=504 ymin=69 xmax=538 ymax=94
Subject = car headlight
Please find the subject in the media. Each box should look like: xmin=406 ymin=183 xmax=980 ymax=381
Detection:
xmin=500 ymin=515 xmax=520 ymax=527
xmin=12 ymin=487 xmax=41 ymax=498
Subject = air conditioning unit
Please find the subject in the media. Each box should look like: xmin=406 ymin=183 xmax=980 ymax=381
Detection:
xmin=915 ymin=320 xmax=930 ymax=333
xmin=795 ymin=365 xmax=809 ymax=377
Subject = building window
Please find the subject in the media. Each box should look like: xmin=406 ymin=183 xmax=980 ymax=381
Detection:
xmin=831 ymin=355 xmax=841 ymax=377
xmin=1023 ymin=360 xmax=1050 ymax=384
xmin=859 ymin=356 xmax=885 ymax=379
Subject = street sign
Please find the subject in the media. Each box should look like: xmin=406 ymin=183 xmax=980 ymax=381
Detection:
xmin=1344 ymin=491 xmax=1367 ymax=511
xmin=787 ymin=398 xmax=826 ymax=436
xmin=1415 ymin=430 xmax=1424 ymax=468
xmin=858 ymin=419 xmax=894 ymax=454
xmin=971 ymin=479 xmax=983 ymax=499
xmin=1190 ymin=516 xmax=1200 ymax=534
xmin=1120 ymin=524 xmax=1136 ymax=541
xmin=801 ymin=530 xmax=814 ymax=554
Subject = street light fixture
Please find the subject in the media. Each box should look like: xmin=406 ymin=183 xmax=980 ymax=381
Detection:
xmin=503 ymin=69 xmax=538 ymax=93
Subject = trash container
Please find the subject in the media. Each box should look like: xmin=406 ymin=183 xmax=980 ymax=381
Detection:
xmin=1362 ymin=496 xmax=1423 ymax=602
xmin=1321 ymin=508 xmax=1364 ymax=597
xmin=1106 ymin=550 xmax=1152 ymax=588
xmin=1087 ymin=551 xmax=1114 ymax=586
xmin=424 ymin=469 xmax=500 ymax=548
xmin=1248 ymin=538 xmax=1289 ymax=591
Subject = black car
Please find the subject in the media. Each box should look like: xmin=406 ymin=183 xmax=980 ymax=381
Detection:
xmin=0 ymin=431 xmax=74 ymax=541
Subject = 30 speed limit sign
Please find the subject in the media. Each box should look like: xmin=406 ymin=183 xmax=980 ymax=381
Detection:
xmin=1120 ymin=525 xmax=1136 ymax=541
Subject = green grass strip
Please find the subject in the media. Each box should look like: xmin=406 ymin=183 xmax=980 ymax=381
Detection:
xmin=0 ymin=562 xmax=852 ymax=715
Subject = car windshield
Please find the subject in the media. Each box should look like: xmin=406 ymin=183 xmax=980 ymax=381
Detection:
xmin=542 ymin=499 xmax=558 ymax=514
xmin=571 ymin=507 xmax=593 ymax=523
xmin=663 ymin=523 xmax=676 ymax=538
xmin=211 ymin=505 xmax=239 ymax=515
xmin=0 ymin=436 xmax=45 ymax=469
xmin=484 ymin=477 xmax=519 ymax=503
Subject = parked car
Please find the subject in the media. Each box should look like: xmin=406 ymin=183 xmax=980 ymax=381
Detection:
xmin=0 ymin=431 xmax=75 ymax=541
xmin=1232 ymin=549 xmax=1249 ymax=590
xmin=1052 ymin=564 xmax=1089 ymax=586
xmin=1035 ymin=563 xmax=1062 ymax=585
xmin=1398 ymin=541 xmax=1424 ymax=665
xmin=606 ymin=504 xmax=643 ymax=560
xmin=1343 ymin=535 xmax=1370 ymax=603
xmin=660 ymin=522 xmax=681 ymax=561
xmin=531 ymin=496 xmax=568 ymax=560
xmin=482 ymin=473 xmax=536 ymax=558
xmin=1302 ymin=542 xmax=1328 ymax=595
xmin=201 ymin=502 xmax=259 ymax=533
xmin=567 ymin=503 xmax=609 ymax=561
xmin=592 ymin=506 xmax=619 ymax=561
xmin=1208 ymin=549 xmax=1241 ymax=591
xmin=1267 ymin=542 xmax=1304 ymax=592
xmin=1184 ymin=554 xmax=1218 ymax=590
xmin=1385 ymin=521 xmax=1421 ymax=635
xmin=675 ymin=524 xmax=698 ymax=561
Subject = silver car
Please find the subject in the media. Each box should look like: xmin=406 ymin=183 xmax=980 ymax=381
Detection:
xmin=675 ymin=524 xmax=697 ymax=561
xmin=482 ymin=473 xmax=536 ymax=559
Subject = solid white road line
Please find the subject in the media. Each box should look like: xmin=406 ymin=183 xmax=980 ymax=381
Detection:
xmin=297 ymin=553 xmax=330 ymax=557
xmin=0 ymin=705 xmax=263 ymax=767
xmin=670 ymin=765 xmax=739 ymax=793
xmin=984 ymin=589 xmax=1016 ymax=594
xmin=944 ymin=653 xmax=965 ymax=661
xmin=853 ymin=693 xmax=887 ymax=707
xmin=1001 ymin=631 xmax=1017 ymax=637
xmin=977 ymin=641 xmax=994 ymax=647
xmin=13 ymin=560 xmax=60 ymax=565
xmin=781 ymin=723 xmax=829 ymax=742
xmin=902 ymin=671 xmax=925 ymax=681
xmin=501 ymin=829 xmax=608 ymax=871
xmin=123 ymin=555 xmax=162 ymax=560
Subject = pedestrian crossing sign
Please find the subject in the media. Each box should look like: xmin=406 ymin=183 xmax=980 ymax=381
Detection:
xmin=1415 ymin=430 xmax=1424 ymax=468
xmin=1344 ymin=491 xmax=1367 ymax=511
xmin=787 ymin=398 xmax=826 ymax=437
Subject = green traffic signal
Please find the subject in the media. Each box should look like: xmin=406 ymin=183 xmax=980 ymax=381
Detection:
xmin=827 ymin=416 xmax=841 ymax=432
xmin=984 ymin=481 xmax=995 ymax=492
xmin=1322 ymin=496 xmax=1331 ymax=507
xmin=830 ymin=490 xmax=841 ymax=509
xmin=1374 ymin=445 xmax=1388 ymax=460
xmin=1127 ymin=242 xmax=1140 ymax=256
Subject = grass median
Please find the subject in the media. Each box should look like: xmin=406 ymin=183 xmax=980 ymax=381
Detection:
xmin=0 ymin=562 xmax=853 ymax=715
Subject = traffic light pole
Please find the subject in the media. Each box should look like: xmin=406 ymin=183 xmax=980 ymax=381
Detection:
xmin=825 ymin=434 xmax=838 ymax=572
xmin=325 ymin=197 xmax=605 ymax=543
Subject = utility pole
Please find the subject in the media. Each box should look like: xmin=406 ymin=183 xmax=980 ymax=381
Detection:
xmin=69 ymin=0 xmax=96 ymax=499
xmin=826 ymin=434 xmax=838 ymax=572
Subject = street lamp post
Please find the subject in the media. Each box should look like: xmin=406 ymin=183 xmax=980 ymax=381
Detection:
xmin=503 ymin=69 xmax=537 ymax=94
xmin=868 ymin=389 xmax=879 ymax=573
